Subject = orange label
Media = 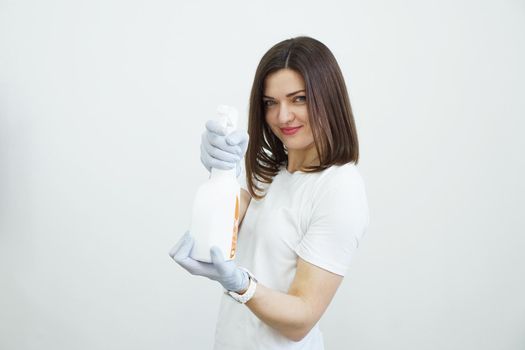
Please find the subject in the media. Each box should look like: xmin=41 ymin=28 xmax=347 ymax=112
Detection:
xmin=229 ymin=195 xmax=240 ymax=259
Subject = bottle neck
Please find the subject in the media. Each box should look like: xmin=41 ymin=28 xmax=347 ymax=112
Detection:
xmin=210 ymin=167 xmax=237 ymax=179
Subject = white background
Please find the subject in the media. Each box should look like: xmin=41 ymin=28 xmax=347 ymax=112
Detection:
xmin=1 ymin=0 xmax=524 ymax=349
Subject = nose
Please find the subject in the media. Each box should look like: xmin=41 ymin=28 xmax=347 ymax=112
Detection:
xmin=277 ymin=103 xmax=295 ymax=124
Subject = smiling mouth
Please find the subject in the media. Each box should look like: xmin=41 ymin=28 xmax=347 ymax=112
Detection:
xmin=280 ymin=126 xmax=302 ymax=135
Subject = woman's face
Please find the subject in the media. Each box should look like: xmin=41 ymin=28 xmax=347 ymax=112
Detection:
xmin=263 ymin=69 xmax=315 ymax=154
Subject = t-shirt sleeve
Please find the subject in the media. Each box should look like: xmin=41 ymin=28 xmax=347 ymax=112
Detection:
xmin=294 ymin=169 xmax=370 ymax=276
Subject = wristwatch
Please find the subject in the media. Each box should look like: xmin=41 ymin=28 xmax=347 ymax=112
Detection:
xmin=226 ymin=268 xmax=258 ymax=304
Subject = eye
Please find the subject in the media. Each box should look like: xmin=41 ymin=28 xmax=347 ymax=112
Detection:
xmin=293 ymin=95 xmax=307 ymax=103
xmin=263 ymin=100 xmax=276 ymax=108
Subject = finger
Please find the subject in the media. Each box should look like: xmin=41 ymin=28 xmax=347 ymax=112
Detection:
xmin=171 ymin=234 xmax=195 ymax=263
xmin=205 ymin=119 xmax=227 ymax=136
xmin=210 ymin=246 xmax=225 ymax=263
xmin=178 ymin=256 xmax=218 ymax=277
xmin=203 ymin=138 xmax=241 ymax=163
xmin=200 ymin=154 xmax=211 ymax=172
xmin=201 ymin=151 xmax=236 ymax=170
xmin=168 ymin=231 xmax=190 ymax=258
xmin=225 ymin=130 xmax=249 ymax=147
xmin=210 ymin=246 xmax=228 ymax=275
xmin=206 ymin=131 xmax=242 ymax=154
xmin=237 ymin=135 xmax=249 ymax=155
xmin=226 ymin=132 xmax=249 ymax=158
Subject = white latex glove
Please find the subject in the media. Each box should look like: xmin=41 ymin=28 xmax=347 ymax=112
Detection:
xmin=200 ymin=119 xmax=249 ymax=177
xmin=168 ymin=231 xmax=249 ymax=293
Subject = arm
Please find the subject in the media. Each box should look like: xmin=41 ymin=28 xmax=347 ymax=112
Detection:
xmin=244 ymin=258 xmax=343 ymax=342
xmin=170 ymin=234 xmax=344 ymax=342
xmin=243 ymin=171 xmax=369 ymax=341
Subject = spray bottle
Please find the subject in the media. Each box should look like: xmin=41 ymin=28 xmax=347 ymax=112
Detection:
xmin=189 ymin=105 xmax=240 ymax=263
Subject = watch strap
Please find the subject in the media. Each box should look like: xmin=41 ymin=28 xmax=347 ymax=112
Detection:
xmin=226 ymin=268 xmax=258 ymax=304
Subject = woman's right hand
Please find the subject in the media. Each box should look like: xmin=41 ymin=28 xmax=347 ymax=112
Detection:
xmin=200 ymin=119 xmax=249 ymax=176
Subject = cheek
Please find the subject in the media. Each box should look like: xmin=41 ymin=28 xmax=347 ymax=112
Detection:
xmin=265 ymin=108 xmax=277 ymax=122
xmin=265 ymin=113 xmax=279 ymax=130
xmin=302 ymin=125 xmax=315 ymax=143
xmin=264 ymin=111 xmax=275 ymax=126
xmin=263 ymin=118 xmax=279 ymax=138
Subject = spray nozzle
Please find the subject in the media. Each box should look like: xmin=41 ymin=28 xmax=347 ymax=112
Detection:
xmin=216 ymin=105 xmax=238 ymax=135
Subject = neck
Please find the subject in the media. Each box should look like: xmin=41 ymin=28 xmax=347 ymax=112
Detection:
xmin=286 ymin=145 xmax=320 ymax=173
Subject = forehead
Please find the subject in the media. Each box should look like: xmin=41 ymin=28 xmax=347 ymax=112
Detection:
xmin=263 ymin=69 xmax=305 ymax=96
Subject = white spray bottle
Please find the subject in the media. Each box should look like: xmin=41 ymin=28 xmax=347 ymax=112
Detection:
xmin=189 ymin=105 xmax=240 ymax=263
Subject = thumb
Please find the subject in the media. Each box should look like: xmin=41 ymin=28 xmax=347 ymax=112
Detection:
xmin=206 ymin=119 xmax=227 ymax=136
xmin=210 ymin=246 xmax=228 ymax=274
xmin=225 ymin=130 xmax=249 ymax=147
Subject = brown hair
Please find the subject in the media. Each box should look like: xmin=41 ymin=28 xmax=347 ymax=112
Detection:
xmin=246 ymin=36 xmax=360 ymax=199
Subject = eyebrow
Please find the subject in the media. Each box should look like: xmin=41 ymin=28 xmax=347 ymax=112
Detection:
xmin=263 ymin=89 xmax=305 ymax=99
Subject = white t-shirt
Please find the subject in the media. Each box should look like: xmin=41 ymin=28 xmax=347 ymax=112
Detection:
xmin=213 ymin=163 xmax=370 ymax=350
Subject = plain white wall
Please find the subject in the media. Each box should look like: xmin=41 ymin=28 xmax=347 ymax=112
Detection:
xmin=1 ymin=0 xmax=524 ymax=349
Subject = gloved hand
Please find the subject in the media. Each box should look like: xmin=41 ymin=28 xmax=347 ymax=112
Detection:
xmin=200 ymin=119 xmax=249 ymax=177
xmin=169 ymin=231 xmax=249 ymax=293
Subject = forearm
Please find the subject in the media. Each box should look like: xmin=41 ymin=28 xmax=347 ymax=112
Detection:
xmin=244 ymin=283 xmax=313 ymax=342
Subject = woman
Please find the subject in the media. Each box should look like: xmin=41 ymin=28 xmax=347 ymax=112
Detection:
xmin=169 ymin=36 xmax=370 ymax=349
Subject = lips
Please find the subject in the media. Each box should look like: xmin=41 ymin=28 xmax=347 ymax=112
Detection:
xmin=280 ymin=126 xmax=302 ymax=136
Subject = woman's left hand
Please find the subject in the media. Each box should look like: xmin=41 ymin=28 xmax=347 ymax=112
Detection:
xmin=169 ymin=231 xmax=249 ymax=293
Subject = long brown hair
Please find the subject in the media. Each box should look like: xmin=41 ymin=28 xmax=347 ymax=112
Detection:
xmin=246 ymin=36 xmax=360 ymax=199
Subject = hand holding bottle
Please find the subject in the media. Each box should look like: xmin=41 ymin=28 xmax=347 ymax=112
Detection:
xmin=200 ymin=119 xmax=249 ymax=177
xmin=169 ymin=231 xmax=249 ymax=293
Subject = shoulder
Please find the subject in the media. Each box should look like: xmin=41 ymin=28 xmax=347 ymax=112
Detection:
xmin=314 ymin=163 xmax=366 ymax=195
xmin=307 ymin=163 xmax=369 ymax=218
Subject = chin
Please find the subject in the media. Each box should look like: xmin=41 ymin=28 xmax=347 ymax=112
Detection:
xmin=283 ymin=141 xmax=311 ymax=151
